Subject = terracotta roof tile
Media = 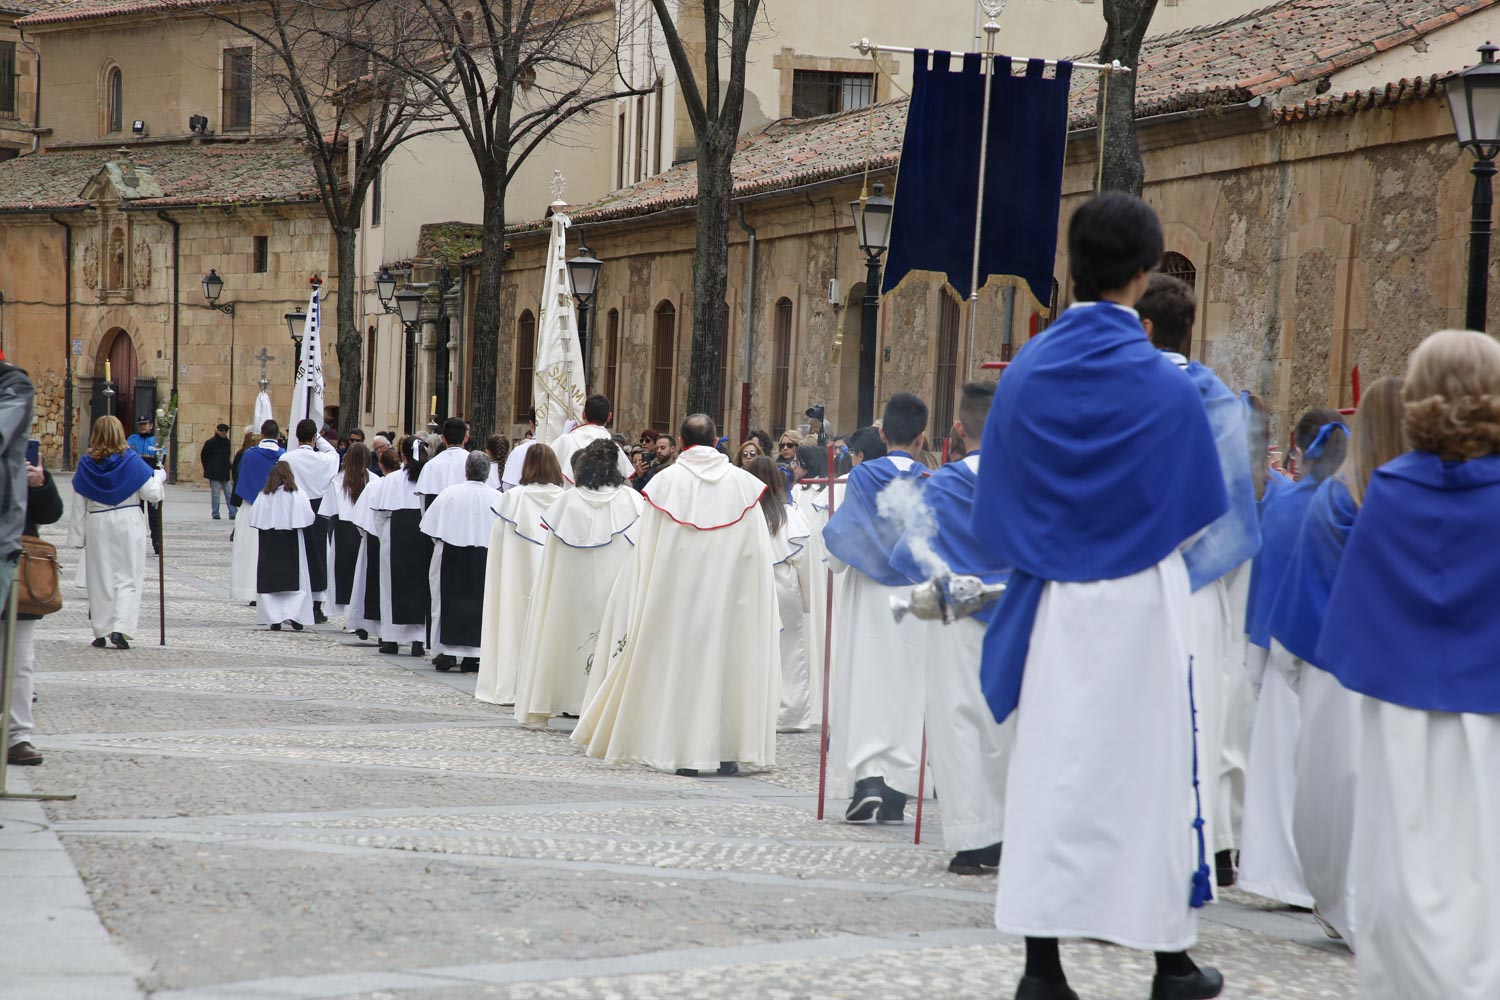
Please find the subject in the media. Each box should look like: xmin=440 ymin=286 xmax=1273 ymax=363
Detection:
xmin=16 ymin=0 xmax=215 ymax=25
xmin=1273 ymin=73 xmax=1445 ymax=121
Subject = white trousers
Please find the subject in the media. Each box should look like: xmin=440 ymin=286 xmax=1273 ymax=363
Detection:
xmin=925 ymin=618 xmax=1010 ymax=852
xmin=1238 ymin=643 xmax=1313 ymax=908
xmin=4 ymin=619 xmax=37 ymax=746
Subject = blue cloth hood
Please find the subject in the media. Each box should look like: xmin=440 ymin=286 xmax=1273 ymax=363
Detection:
xmin=1181 ymin=362 xmax=1261 ymax=591
xmin=822 ymin=454 xmax=929 ymax=586
xmin=1319 ymin=451 xmax=1500 ymax=713
xmin=73 ymin=450 xmax=154 ymax=506
xmin=1246 ymin=475 xmax=1320 ymax=649
xmin=1267 ymin=476 xmax=1356 ymax=666
xmin=234 ymin=444 xmax=285 ymax=505
xmin=972 ymin=303 xmax=1229 ymax=723
xmin=891 ymin=455 xmax=1010 ymax=625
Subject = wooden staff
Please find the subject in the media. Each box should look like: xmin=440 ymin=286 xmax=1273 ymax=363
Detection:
xmin=158 ymin=508 xmax=166 ymax=645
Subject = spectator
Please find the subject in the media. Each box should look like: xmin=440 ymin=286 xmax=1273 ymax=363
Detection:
xmin=127 ymin=415 xmax=162 ymax=554
xmin=737 ymin=439 xmax=762 ymax=468
xmin=775 ymin=429 xmax=802 ymax=468
xmin=635 ymin=432 xmax=677 ymax=491
xmin=369 ymin=434 xmax=391 ymax=476
xmin=6 ymin=453 xmax=64 ymax=765
xmin=200 ymin=422 xmax=234 ymax=520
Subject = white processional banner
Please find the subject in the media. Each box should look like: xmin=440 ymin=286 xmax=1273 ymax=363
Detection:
xmin=289 ymin=283 xmax=325 ymax=433
xmin=533 ymin=211 xmax=585 ymax=443
xmin=252 ymin=391 xmax=273 ymax=432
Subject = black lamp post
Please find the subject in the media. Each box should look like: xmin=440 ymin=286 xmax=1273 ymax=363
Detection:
xmin=1446 ymin=42 xmax=1500 ymax=332
xmin=393 ymin=287 xmax=425 ymax=433
xmin=567 ymin=241 xmax=603 ymax=386
xmin=848 ymin=182 xmax=894 ymax=427
xmin=201 ymin=269 xmax=234 ymax=315
xmin=284 ymin=306 xmax=306 ymax=355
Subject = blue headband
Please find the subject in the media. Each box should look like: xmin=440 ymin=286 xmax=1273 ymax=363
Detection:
xmin=1305 ymin=421 xmax=1348 ymax=460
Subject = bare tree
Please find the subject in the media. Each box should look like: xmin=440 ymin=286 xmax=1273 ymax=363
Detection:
xmin=648 ymin=0 xmax=759 ymax=418
xmin=1096 ymin=0 xmax=1158 ymax=194
xmin=196 ymin=0 xmax=449 ymax=430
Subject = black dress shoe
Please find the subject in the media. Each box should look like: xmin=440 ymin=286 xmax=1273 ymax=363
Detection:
xmin=270 ymin=623 xmax=282 ymax=631
xmin=92 ymin=637 xmax=107 ymax=648
xmin=355 ymin=629 xmax=369 ymax=641
xmin=1150 ymin=966 xmax=1224 ymax=1000
xmin=877 ymin=785 xmax=908 ymax=824
xmin=313 ymin=603 xmax=328 ymax=625
xmin=1215 ymin=849 xmax=1237 ymax=888
xmin=289 ymin=621 xmax=304 ymax=632
xmin=459 ymin=657 xmax=480 ymax=673
xmin=948 ymin=842 xmax=1002 ymax=875
xmin=109 ymin=632 xmax=129 ymax=650
xmin=411 ymin=642 xmax=425 ymax=657
xmin=433 ymin=654 xmax=457 ymax=672
xmin=717 ymin=761 xmax=739 ymax=776
xmin=378 ymin=641 xmax=399 ymax=654
xmin=7 ymin=741 xmax=43 ymax=765
xmin=1015 ymin=976 xmax=1079 ymax=1000
xmin=675 ymin=768 xmax=699 ymax=777
xmin=845 ymin=776 xmax=886 ymax=823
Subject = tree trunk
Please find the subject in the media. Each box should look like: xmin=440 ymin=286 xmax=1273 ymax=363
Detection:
xmin=685 ymin=136 xmax=734 ymax=425
xmin=1096 ymin=0 xmax=1158 ymax=195
xmin=468 ymin=171 xmax=507 ymax=441
xmin=334 ymin=226 xmax=362 ymax=433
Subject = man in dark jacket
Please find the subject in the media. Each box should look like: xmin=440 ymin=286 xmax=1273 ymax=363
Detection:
xmin=201 ymin=423 xmax=234 ymax=520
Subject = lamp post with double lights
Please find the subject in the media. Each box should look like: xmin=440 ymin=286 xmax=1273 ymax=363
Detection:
xmin=566 ymin=242 xmax=604 ymax=386
xmin=1445 ymin=43 xmax=1500 ymax=332
xmin=848 ymin=182 xmax=894 ymax=427
xmin=376 ymin=269 xmax=427 ymax=434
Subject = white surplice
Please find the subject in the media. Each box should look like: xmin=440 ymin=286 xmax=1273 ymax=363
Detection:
xmin=1216 ymin=562 xmax=1256 ymax=853
xmin=421 ymin=479 xmax=500 ymax=659
xmin=573 ymin=446 xmax=780 ymax=772
xmin=513 ymin=485 xmax=641 ymax=726
xmin=372 ymin=472 xmax=427 ymax=645
xmin=246 ymin=488 xmax=316 ymax=626
xmin=501 ymin=439 xmax=537 ymax=490
xmin=927 ymin=616 xmax=1011 ymax=852
xmin=282 ymin=441 xmax=340 ymax=602
xmin=995 ymin=552 xmax=1201 ymax=952
xmin=344 ymin=477 xmax=382 ymax=637
xmin=1237 ymin=641 xmax=1314 ymax=908
xmin=1188 ymin=564 xmax=1251 ymax=864
xmin=474 ymin=482 xmax=566 ymax=704
xmin=550 ymin=423 xmax=634 ymax=484
xmin=68 ymin=468 xmax=165 ymax=640
xmin=770 ymin=504 xmax=821 ymax=732
xmin=416 ymin=446 xmax=498 ymax=497
xmin=1293 ymin=663 xmax=1361 ymax=947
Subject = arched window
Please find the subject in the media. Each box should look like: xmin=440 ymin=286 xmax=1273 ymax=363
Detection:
xmin=1161 ymin=251 xmax=1197 ymax=291
xmin=932 ymin=292 xmax=961 ymax=443
xmin=605 ymin=308 xmax=620 ymax=409
xmin=106 ymin=67 xmax=122 ymax=133
xmin=650 ymin=301 xmax=675 ymax=431
xmin=514 ymin=310 xmax=536 ymax=423
xmin=770 ymin=297 xmax=793 ymax=438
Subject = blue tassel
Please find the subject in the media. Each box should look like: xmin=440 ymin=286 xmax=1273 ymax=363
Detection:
xmin=1186 ymin=655 xmax=1213 ymax=909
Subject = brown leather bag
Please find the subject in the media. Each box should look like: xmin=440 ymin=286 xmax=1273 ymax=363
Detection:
xmin=16 ymin=535 xmax=62 ymax=616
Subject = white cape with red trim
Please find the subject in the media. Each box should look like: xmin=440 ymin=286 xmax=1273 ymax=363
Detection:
xmin=573 ymin=449 xmax=781 ymax=771
xmin=474 ymin=482 xmax=567 ymax=704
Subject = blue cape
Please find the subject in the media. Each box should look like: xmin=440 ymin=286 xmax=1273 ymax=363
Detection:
xmin=1267 ymin=476 xmax=1356 ymax=666
xmin=822 ymin=453 xmax=930 ymax=587
xmin=234 ymin=445 xmax=285 ymax=505
xmin=1180 ymin=362 xmax=1260 ymax=591
xmin=1318 ymin=451 xmax=1500 ymax=713
xmin=972 ymin=303 xmax=1228 ymax=723
xmin=72 ymin=450 xmax=154 ymax=506
xmin=1246 ymin=476 xmax=1320 ymax=649
xmin=891 ymin=454 xmax=1010 ymax=625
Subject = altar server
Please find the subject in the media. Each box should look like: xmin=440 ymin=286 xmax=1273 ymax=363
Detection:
xmin=421 ymin=451 xmax=500 ymax=672
xmin=346 ymin=448 xmax=398 ymax=641
xmin=247 ymin=461 xmax=315 ymax=630
xmin=550 ymin=394 xmax=634 ymax=483
xmin=281 ymin=418 xmax=339 ymax=623
xmin=822 ymin=393 xmax=930 ymax=824
xmin=974 ymin=193 xmax=1228 ymax=1000
xmin=319 ymin=443 xmax=371 ymax=627
xmin=416 ymin=417 xmax=498 ymax=499
xmin=573 ymin=414 xmax=779 ymax=775
xmin=514 ymin=440 xmax=642 ymax=725
xmin=475 ymin=444 xmax=566 ymax=704
xmin=372 ymin=436 xmax=431 ymax=656
xmin=230 ymin=421 xmax=284 ymax=602
xmin=69 ymin=415 xmax=166 ymax=649
xmin=889 ymin=381 xmax=1012 ymax=875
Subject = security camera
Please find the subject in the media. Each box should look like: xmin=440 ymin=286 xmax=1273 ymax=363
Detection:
xmin=188 ymin=114 xmax=209 ymax=134
xmin=132 ymin=120 xmax=146 ymax=135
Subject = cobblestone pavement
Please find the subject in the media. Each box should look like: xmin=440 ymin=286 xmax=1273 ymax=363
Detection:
xmin=6 ymin=485 xmax=1357 ymax=999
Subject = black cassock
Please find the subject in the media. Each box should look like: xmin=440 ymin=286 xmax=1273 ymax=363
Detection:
xmin=256 ymin=529 xmax=301 ymax=594
xmin=362 ymin=535 xmax=382 ymax=622
xmin=304 ymin=497 xmax=330 ymax=595
xmin=438 ymin=545 xmax=486 ymax=648
xmin=387 ymin=507 xmax=432 ymax=626
xmin=329 ymin=515 xmax=361 ymax=607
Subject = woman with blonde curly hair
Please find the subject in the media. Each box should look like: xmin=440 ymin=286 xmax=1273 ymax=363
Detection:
xmin=1317 ymin=329 xmax=1500 ymax=1000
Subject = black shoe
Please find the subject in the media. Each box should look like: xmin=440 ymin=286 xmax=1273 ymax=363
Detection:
xmin=1015 ymin=976 xmax=1079 ymax=1000
xmin=411 ymin=642 xmax=425 ymax=657
xmin=459 ymin=657 xmax=480 ymax=673
xmin=7 ymin=741 xmax=43 ymax=766
xmin=249 ymin=601 xmax=256 ymax=607
xmin=675 ymin=768 xmax=699 ymax=777
xmin=1215 ymin=849 xmax=1237 ymax=888
xmin=91 ymin=637 xmax=107 ymax=648
xmin=433 ymin=654 xmax=457 ymax=672
xmin=845 ymin=776 xmax=886 ymax=823
xmin=355 ymin=629 xmax=369 ymax=641
xmin=313 ymin=604 xmax=329 ymax=625
xmin=949 ymin=842 xmax=1002 ymax=875
xmin=877 ymin=786 xmax=908 ymax=824
xmin=717 ymin=761 xmax=739 ymax=776
xmin=1150 ymin=967 xmax=1224 ymax=1000
xmin=212 ymin=514 xmax=221 ymax=520
xmin=270 ymin=623 xmax=282 ymax=631
xmin=378 ymin=641 xmax=399 ymax=654
xmin=289 ymin=621 xmax=304 ymax=632
xmin=109 ymin=632 xmax=129 ymax=650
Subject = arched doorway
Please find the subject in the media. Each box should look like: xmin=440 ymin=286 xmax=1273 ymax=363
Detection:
xmin=92 ymin=328 xmax=139 ymax=429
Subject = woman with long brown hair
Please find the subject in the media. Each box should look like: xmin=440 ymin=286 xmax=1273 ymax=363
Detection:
xmin=68 ymin=415 xmax=166 ymax=649
xmin=319 ymin=442 xmax=371 ymax=634
xmin=247 ymin=460 xmax=315 ymax=631
xmin=369 ymin=435 xmax=431 ymax=656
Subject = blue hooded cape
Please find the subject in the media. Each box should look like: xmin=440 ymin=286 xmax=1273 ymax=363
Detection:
xmin=1246 ymin=476 xmax=1320 ymax=650
xmin=72 ymin=450 xmax=154 ymax=507
xmin=822 ymin=453 xmax=930 ymax=586
xmin=1267 ymin=476 xmax=1356 ymax=666
xmin=971 ymin=303 xmax=1228 ymax=723
xmin=1181 ymin=362 xmax=1260 ymax=591
xmin=891 ymin=454 xmax=1010 ymax=625
xmin=1318 ymin=451 xmax=1500 ymax=713
xmin=234 ymin=444 xmax=285 ymax=505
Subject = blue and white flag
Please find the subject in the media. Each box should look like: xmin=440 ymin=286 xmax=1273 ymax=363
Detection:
xmin=289 ymin=282 xmax=324 ymax=431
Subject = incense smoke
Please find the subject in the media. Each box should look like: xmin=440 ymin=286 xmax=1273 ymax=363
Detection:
xmin=877 ymin=477 xmax=949 ymax=580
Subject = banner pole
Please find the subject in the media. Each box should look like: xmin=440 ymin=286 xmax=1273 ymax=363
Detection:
xmin=963 ymin=14 xmax=1001 ymax=382
xmin=913 ymin=725 xmax=928 ymax=844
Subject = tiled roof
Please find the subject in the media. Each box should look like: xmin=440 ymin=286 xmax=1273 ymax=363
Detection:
xmin=1068 ymin=0 xmax=1497 ymax=126
xmin=0 ymin=139 xmax=321 ymax=212
xmin=0 ymin=0 xmax=69 ymax=14
xmin=1275 ymin=73 xmax=1445 ymax=121
xmin=16 ymin=0 xmax=215 ymax=25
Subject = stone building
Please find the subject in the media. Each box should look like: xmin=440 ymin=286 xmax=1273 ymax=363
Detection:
xmin=0 ymin=0 xmax=46 ymax=160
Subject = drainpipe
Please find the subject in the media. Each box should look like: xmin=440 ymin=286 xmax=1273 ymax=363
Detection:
xmin=156 ymin=210 xmax=180 ymax=482
xmin=48 ymin=213 xmax=72 ymax=468
xmin=736 ymin=204 xmax=756 ymax=446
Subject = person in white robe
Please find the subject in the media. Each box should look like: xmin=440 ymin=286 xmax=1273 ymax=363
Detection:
xmin=476 ymin=443 xmax=567 ymax=704
xmin=550 ymin=394 xmax=634 ymax=484
xmin=68 ymin=415 xmax=166 ymax=649
xmin=318 ymin=444 xmax=372 ymax=627
xmin=344 ymin=448 xmax=396 ymax=641
xmin=280 ymin=418 xmax=340 ymax=623
xmin=573 ymin=414 xmax=779 ymax=776
xmin=247 ymin=461 xmax=315 ymax=629
xmin=372 ymin=437 xmax=431 ymax=656
xmin=513 ymin=439 xmax=641 ymax=725
xmin=421 ymin=452 xmax=500 ymax=672
xmin=230 ymin=421 xmax=286 ymax=603
xmin=416 ymin=417 xmax=499 ymax=500
xmin=821 ymin=404 xmax=930 ymax=824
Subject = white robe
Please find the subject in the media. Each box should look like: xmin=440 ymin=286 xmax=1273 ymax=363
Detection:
xmin=246 ymin=488 xmax=316 ymax=626
xmin=995 ymin=552 xmax=1201 ymax=952
xmin=69 ymin=468 xmax=165 ymax=639
xmin=513 ymin=485 xmax=642 ymax=726
xmin=372 ymin=473 xmax=427 ymax=644
xmin=230 ymin=441 xmax=285 ymax=601
xmin=1188 ymin=563 xmax=1251 ymax=863
xmin=282 ymin=442 xmax=340 ymax=603
xmin=475 ymin=482 xmax=566 ymax=704
xmin=421 ymin=479 xmax=500 ymax=659
xmin=927 ymin=616 xmax=1011 ymax=852
xmin=1293 ymin=663 xmax=1361 ymax=946
xmin=344 ymin=479 xmax=382 ymax=636
xmin=574 ymin=447 xmax=780 ymax=771
xmin=771 ymin=505 xmax=823 ymax=732
xmin=416 ymin=445 xmax=499 ymax=497
xmin=1237 ymin=641 xmax=1314 ymax=908
xmin=501 ymin=439 xmax=537 ymax=490
xmin=1353 ymin=699 xmax=1500 ymax=1000
xmin=550 ymin=423 xmax=634 ymax=484
xmin=1216 ymin=562 xmax=1256 ymax=853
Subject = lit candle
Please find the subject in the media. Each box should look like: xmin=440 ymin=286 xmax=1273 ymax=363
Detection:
xmin=104 ymin=360 xmax=111 ymax=382
xmin=430 ymin=395 xmax=437 ymax=414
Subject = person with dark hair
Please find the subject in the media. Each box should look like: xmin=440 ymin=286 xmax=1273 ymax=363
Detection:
xmin=230 ymin=419 xmax=286 ymax=605
xmin=201 ymin=423 xmax=234 ymax=520
xmin=248 ymin=460 xmax=315 ymax=632
xmin=574 ymin=414 xmax=780 ymax=776
xmin=416 ymin=416 xmax=497 ymax=500
xmin=513 ymin=440 xmax=643 ymax=724
xmin=368 ymin=436 xmax=433 ymax=657
xmin=635 ymin=432 xmax=677 ymax=491
xmin=344 ymin=448 xmax=395 ymax=644
xmin=1140 ymin=272 xmax=1262 ymax=888
xmin=973 ymin=192 xmax=1228 ymax=1000
xmin=320 ymin=443 xmax=373 ymax=638
xmin=477 ymin=443 xmax=568 ymax=705
xmin=421 ymin=451 xmax=500 ymax=672
xmin=846 ymin=426 xmax=886 ymax=466
xmin=485 ymin=433 xmax=510 ymax=470
xmin=282 ymin=418 xmax=340 ymax=624
xmin=822 ymin=393 xmax=931 ymax=825
xmin=789 ymin=443 xmax=829 ymax=516
xmin=550 ymin=394 xmax=634 ymax=484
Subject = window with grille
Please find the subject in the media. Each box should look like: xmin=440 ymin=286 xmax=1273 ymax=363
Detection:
xmin=605 ymin=309 xmax=620 ymax=408
xmin=253 ymin=235 xmax=268 ymax=273
xmin=1160 ymin=251 xmax=1197 ymax=290
xmin=106 ymin=67 xmax=123 ymax=133
xmin=771 ymin=298 xmax=793 ymax=438
xmin=222 ymin=48 xmax=253 ymax=131
xmin=0 ymin=43 xmax=16 ymax=118
xmin=791 ymin=70 xmax=873 ymax=119
xmin=514 ymin=311 xmax=536 ymax=422
xmin=932 ymin=293 xmax=961 ymax=443
xmin=650 ymin=302 xmax=675 ymax=431
xmin=364 ymin=326 xmax=377 ymax=411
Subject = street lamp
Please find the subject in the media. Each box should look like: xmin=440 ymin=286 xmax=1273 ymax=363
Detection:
xmin=566 ymin=241 xmax=604 ymax=384
xmin=1445 ymin=42 xmax=1500 ymax=331
xmin=284 ymin=306 xmax=306 ymax=349
xmin=374 ymin=269 xmax=397 ymax=310
xmin=393 ymin=287 xmax=426 ymax=433
xmin=848 ymin=182 xmax=894 ymax=426
xmin=201 ymin=269 xmax=234 ymax=315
